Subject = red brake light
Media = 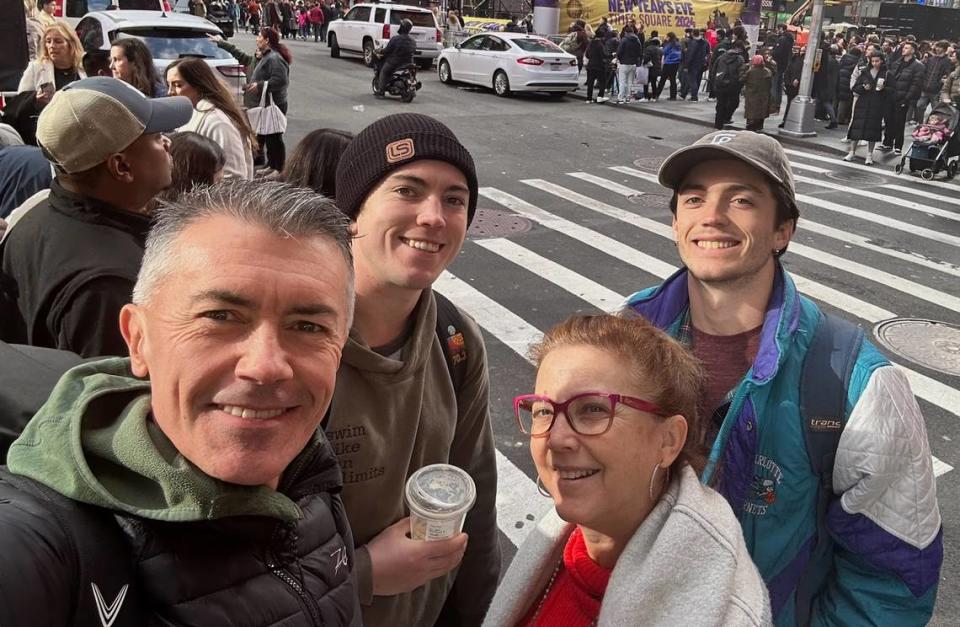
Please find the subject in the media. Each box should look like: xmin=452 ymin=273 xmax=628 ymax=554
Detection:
xmin=569 ymin=59 xmax=577 ymax=66
xmin=436 ymin=28 xmax=441 ymax=43
xmin=382 ymin=24 xmax=390 ymax=39
xmin=218 ymin=65 xmax=245 ymax=78
xmin=517 ymin=57 xmax=544 ymax=66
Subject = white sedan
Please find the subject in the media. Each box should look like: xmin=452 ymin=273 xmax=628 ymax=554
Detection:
xmin=437 ymin=32 xmax=579 ymax=98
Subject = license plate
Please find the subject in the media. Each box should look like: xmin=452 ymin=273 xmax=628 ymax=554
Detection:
xmin=550 ymin=64 xmax=561 ymax=71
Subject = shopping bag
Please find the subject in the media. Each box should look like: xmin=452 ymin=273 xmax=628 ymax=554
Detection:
xmin=635 ymin=65 xmax=649 ymax=85
xmin=246 ymin=80 xmax=287 ymax=135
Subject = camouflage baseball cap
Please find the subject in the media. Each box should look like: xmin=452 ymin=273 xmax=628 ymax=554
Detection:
xmin=658 ymin=130 xmax=799 ymax=221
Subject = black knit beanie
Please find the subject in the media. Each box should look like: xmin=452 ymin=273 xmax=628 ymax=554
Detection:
xmin=335 ymin=113 xmax=479 ymax=225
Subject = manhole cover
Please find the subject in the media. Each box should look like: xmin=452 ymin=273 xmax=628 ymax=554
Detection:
xmin=633 ymin=157 xmax=665 ymax=171
xmin=467 ymin=208 xmax=533 ymax=239
xmin=628 ymin=193 xmax=671 ymax=210
xmin=874 ymin=318 xmax=960 ymax=376
xmin=826 ymin=169 xmax=887 ymax=186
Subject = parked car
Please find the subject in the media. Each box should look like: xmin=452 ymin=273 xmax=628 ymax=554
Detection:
xmin=76 ymin=10 xmax=245 ymax=99
xmin=437 ymin=33 xmax=579 ymax=98
xmin=326 ymin=2 xmax=442 ymax=70
xmin=57 ymin=0 xmax=170 ymax=26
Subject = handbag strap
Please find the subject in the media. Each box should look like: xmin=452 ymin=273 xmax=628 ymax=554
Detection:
xmin=258 ymin=79 xmax=270 ymax=108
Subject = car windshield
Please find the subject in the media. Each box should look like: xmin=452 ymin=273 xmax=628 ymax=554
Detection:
xmin=115 ymin=29 xmax=234 ymax=61
xmin=512 ymin=38 xmax=564 ymax=53
xmin=390 ymin=10 xmax=436 ymax=28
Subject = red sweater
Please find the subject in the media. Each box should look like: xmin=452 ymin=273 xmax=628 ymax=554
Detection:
xmin=519 ymin=527 xmax=612 ymax=627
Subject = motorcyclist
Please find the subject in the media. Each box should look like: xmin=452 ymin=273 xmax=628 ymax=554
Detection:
xmin=375 ymin=18 xmax=416 ymax=97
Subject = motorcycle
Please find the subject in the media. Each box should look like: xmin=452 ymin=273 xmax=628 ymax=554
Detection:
xmin=372 ymin=55 xmax=421 ymax=103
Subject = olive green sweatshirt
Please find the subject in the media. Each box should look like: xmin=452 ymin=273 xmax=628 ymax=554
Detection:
xmin=327 ymin=290 xmax=501 ymax=627
xmin=6 ymin=358 xmax=302 ymax=522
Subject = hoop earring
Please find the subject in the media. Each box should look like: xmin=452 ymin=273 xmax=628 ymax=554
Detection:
xmin=536 ymin=476 xmax=551 ymax=498
xmin=649 ymin=463 xmax=670 ymax=502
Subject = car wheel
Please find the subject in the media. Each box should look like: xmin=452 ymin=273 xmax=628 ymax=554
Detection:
xmin=363 ymin=40 xmax=376 ymax=67
xmin=417 ymin=58 xmax=433 ymax=71
xmin=329 ymin=33 xmax=340 ymax=58
xmin=493 ymin=71 xmax=511 ymax=97
xmin=438 ymin=60 xmax=452 ymax=84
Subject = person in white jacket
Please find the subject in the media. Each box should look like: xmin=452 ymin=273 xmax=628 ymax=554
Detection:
xmin=166 ymin=58 xmax=256 ymax=179
xmin=484 ymin=314 xmax=771 ymax=627
xmin=18 ymin=22 xmax=86 ymax=98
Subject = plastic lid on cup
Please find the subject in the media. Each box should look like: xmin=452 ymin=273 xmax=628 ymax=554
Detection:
xmin=405 ymin=463 xmax=477 ymax=519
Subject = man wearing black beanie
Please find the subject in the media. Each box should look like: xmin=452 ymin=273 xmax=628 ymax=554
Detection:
xmin=328 ymin=113 xmax=500 ymax=627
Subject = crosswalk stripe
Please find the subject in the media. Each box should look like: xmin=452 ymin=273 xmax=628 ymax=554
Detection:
xmin=794 ymin=174 xmax=960 ymax=223
xmin=566 ymin=173 xmax=960 ymax=311
xmin=933 ymin=456 xmax=954 ymax=478
xmin=783 ymin=147 xmax=960 ymax=192
xmin=527 ymin=178 xmax=895 ymax=322
xmin=610 ymin=166 xmax=960 ymax=248
xmin=481 ymin=183 xmax=960 ymax=420
xmin=566 ymin=172 xmax=645 ymax=198
xmin=880 ymin=183 xmax=960 ymax=208
xmin=494 ymin=450 xmax=552 ymax=548
xmin=789 ymin=163 xmax=833 ymax=175
xmin=475 ymin=238 xmax=623 ymax=311
xmin=478 ymin=187 xmax=677 ymax=279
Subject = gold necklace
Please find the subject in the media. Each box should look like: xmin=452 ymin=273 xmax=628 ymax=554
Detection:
xmin=529 ymin=558 xmax=599 ymax=626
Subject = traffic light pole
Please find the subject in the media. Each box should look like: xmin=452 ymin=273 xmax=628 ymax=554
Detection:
xmin=779 ymin=0 xmax=825 ymax=138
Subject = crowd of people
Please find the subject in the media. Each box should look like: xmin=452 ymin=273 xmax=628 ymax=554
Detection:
xmin=0 ymin=6 xmax=949 ymax=627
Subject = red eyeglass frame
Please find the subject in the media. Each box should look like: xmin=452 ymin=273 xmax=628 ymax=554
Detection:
xmin=512 ymin=391 xmax=665 ymax=437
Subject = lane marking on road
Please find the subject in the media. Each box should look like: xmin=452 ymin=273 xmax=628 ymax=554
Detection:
xmin=566 ymin=172 xmax=648 ymax=197
xmin=571 ymin=172 xmax=960 ymax=309
xmin=880 ymin=183 xmax=960 ymax=208
xmin=933 ymin=456 xmax=954 ymax=478
xmin=789 ymin=163 xmax=832 ymax=174
xmin=482 ymin=184 xmax=960 ymax=420
xmin=793 ymin=175 xmax=960 ymax=223
xmin=475 ymin=238 xmax=623 ymax=311
xmin=783 ymin=147 xmax=960 ymax=192
xmin=478 ymin=187 xmax=676 ymax=279
xmin=611 ymin=166 xmax=960 ymax=248
xmin=530 ymin=177 xmax=894 ymax=322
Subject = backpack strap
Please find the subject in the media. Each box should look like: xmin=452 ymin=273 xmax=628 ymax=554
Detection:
xmin=794 ymin=312 xmax=864 ymax=627
xmin=0 ymin=469 xmax=141 ymax=626
xmin=433 ymin=291 xmax=468 ymax=397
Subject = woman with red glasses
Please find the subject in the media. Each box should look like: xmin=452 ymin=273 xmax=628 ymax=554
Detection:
xmin=483 ymin=315 xmax=770 ymax=627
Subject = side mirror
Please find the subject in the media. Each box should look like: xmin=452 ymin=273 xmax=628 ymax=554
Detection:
xmin=455 ymin=42 xmax=461 ymax=49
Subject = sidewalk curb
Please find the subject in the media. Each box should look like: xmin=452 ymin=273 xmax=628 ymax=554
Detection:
xmin=566 ymin=90 xmax=849 ymax=157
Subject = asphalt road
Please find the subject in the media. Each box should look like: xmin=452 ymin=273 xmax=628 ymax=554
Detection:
xmin=239 ymin=32 xmax=960 ymax=624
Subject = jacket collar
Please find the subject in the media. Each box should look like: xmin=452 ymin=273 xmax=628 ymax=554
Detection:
xmin=48 ymin=178 xmax=151 ymax=239
xmin=625 ymin=264 xmax=802 ymax=385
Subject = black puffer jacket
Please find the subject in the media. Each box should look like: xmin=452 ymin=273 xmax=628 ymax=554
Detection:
xmin=921 ymin=54 xmax=953 ymax=95
xmin=0 ymin=436 xmax=360 ymax=626
xmin=886 ymin=56 xmax=925 ymax=105
xmin=837 ymin=52 xmax=860 ymax=102
xmin=849 ymin=66 xmax=889 ymax=142
xmin=642 ymin=38 xmax=663 ymax=72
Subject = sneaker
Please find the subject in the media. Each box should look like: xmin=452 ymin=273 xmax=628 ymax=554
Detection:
xmin=707 ymin=97 xmax=716 ymax=102
xmin=825 ymin=124 xmax=838 ymax=129
xmin=839 ymin=137 xmax=850 ymax=142
xmin=878 ymin=144 xmax=893 ymax=151
xmin=616 ymin=99 xmax=625 ymax=105
xmin=690 ymin=98 xmax=699 ymax=102
xmin=865 ymin=156 xmax=874 ymax=165
xmin=585 ymin=99 xmax=594 ymax=103
xmin=843 ymin=153 xmax=855 ymax=162
xmin=597 ymin=96 xmax=609 ymax=103
xmin=894 ymin=148 xmax=902 ymax=155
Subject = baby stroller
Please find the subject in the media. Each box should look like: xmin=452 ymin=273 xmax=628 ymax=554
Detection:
xmin=895 ymin=101 xmax=960 ymax=180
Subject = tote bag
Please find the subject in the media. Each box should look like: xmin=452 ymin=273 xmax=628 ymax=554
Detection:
xmin=247 ymin=80 xmax=287 ymax=135
xmin=635 ymin=65 xmax=650 ymax=85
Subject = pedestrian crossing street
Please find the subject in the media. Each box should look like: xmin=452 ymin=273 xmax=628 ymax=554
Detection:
xmin=433 ymin=146 xmax=960 ymax=550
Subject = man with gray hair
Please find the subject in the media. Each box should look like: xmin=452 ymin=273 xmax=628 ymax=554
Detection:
xmin=0 ymin=179 xmax=361 ymax=626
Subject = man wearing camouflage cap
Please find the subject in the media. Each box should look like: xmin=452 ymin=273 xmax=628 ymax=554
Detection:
xmin=621 ymin=130 xmax=942 ymax=625
xmin=328 ymin=112 xmax=500 ymax=626
xmin=0 ymin=77 xmax=191 ymax=357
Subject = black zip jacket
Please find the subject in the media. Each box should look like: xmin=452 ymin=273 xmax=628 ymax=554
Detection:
xmin=617 ymin=34 xmax=644 ymax=66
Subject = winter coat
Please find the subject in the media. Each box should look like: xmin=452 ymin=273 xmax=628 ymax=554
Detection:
xmin=622 ymin=266 xmax=942 ymax=626
xmin=482 ymin=466 xmax=772 ymax=627
xmin=814 ymin=54 xmax=839 ymax=103
xmin=0 ymin=358 xmax=361 ymax=626
xmin=921 ymin=55 xmax=952 ymax=95
xmin=218 ymin=41 xmax=290 ymax=112
xmin=586 ymin=37 xmax=609 ymax=71
xmin=604 ymin=35 xmax=620 ymax=62
xmin=772 ymin=32 xmax=794 ymax=69
xmin=617 ymin=33 xmax=644 ymax=66
xmin=837 ymin=53 xmax=859 ymax=102
xmin=662 ymin=40 xmax=682 ymax=65
xmin=683 ymin=37 xmax=709 ymax=70
xmin=849 ymin=66 xmax=890 ymax=142
xmin=740 ymin=64 xmax=773 ymax=120
xmin=713 ymin=49 xmax=745 ymax=94
xmin=942 ymin=67 xmax=960 ymax=103
xmin=642 ymin=38 xmax=663 ymax=72
xmin=784 ymin=54 xmax=804 ymax=98
xmin=886 ymin=56 xmax=925 ymax=105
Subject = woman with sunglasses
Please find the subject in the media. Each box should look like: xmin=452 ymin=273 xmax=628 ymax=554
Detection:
xmin=484 ymin=315 xmax=770 ymax=627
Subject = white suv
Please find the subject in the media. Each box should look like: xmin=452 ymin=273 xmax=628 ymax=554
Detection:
xmin=327 ymin=2 xmax=442 ymax=70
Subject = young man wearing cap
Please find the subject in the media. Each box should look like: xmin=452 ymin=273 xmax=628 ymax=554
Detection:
xmin=621 ymin=130 xmax=942 ymax=625
xmin=328 ymin=113 xmax=500 ymax=627
xmin=0 ymin=77 xmax=191 ymax=357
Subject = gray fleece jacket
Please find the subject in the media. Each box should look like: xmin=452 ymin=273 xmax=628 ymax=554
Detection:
xmin=483 ymin=465 xmax=771 ymax=627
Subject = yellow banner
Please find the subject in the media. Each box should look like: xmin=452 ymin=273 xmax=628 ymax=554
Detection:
xmin=461 ymin=17 xmax=513 ymax=34
xmin=559 ymin=0 xmax=745 ymax=32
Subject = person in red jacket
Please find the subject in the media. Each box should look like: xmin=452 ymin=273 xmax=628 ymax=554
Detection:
xmin=308 ymin=2 xmax=324 ymax=43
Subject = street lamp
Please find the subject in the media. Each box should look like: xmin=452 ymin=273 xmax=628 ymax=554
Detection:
xmin=779 ymin=0 xmax=826 ymax=138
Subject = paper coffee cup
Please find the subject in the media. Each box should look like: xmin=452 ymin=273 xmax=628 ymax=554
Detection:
xmin=405 ymin=464 xmax=477 ymax=541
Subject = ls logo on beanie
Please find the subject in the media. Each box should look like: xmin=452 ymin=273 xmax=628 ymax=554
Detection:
xmin=386 ymin=138 xmax=415 ymax=163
